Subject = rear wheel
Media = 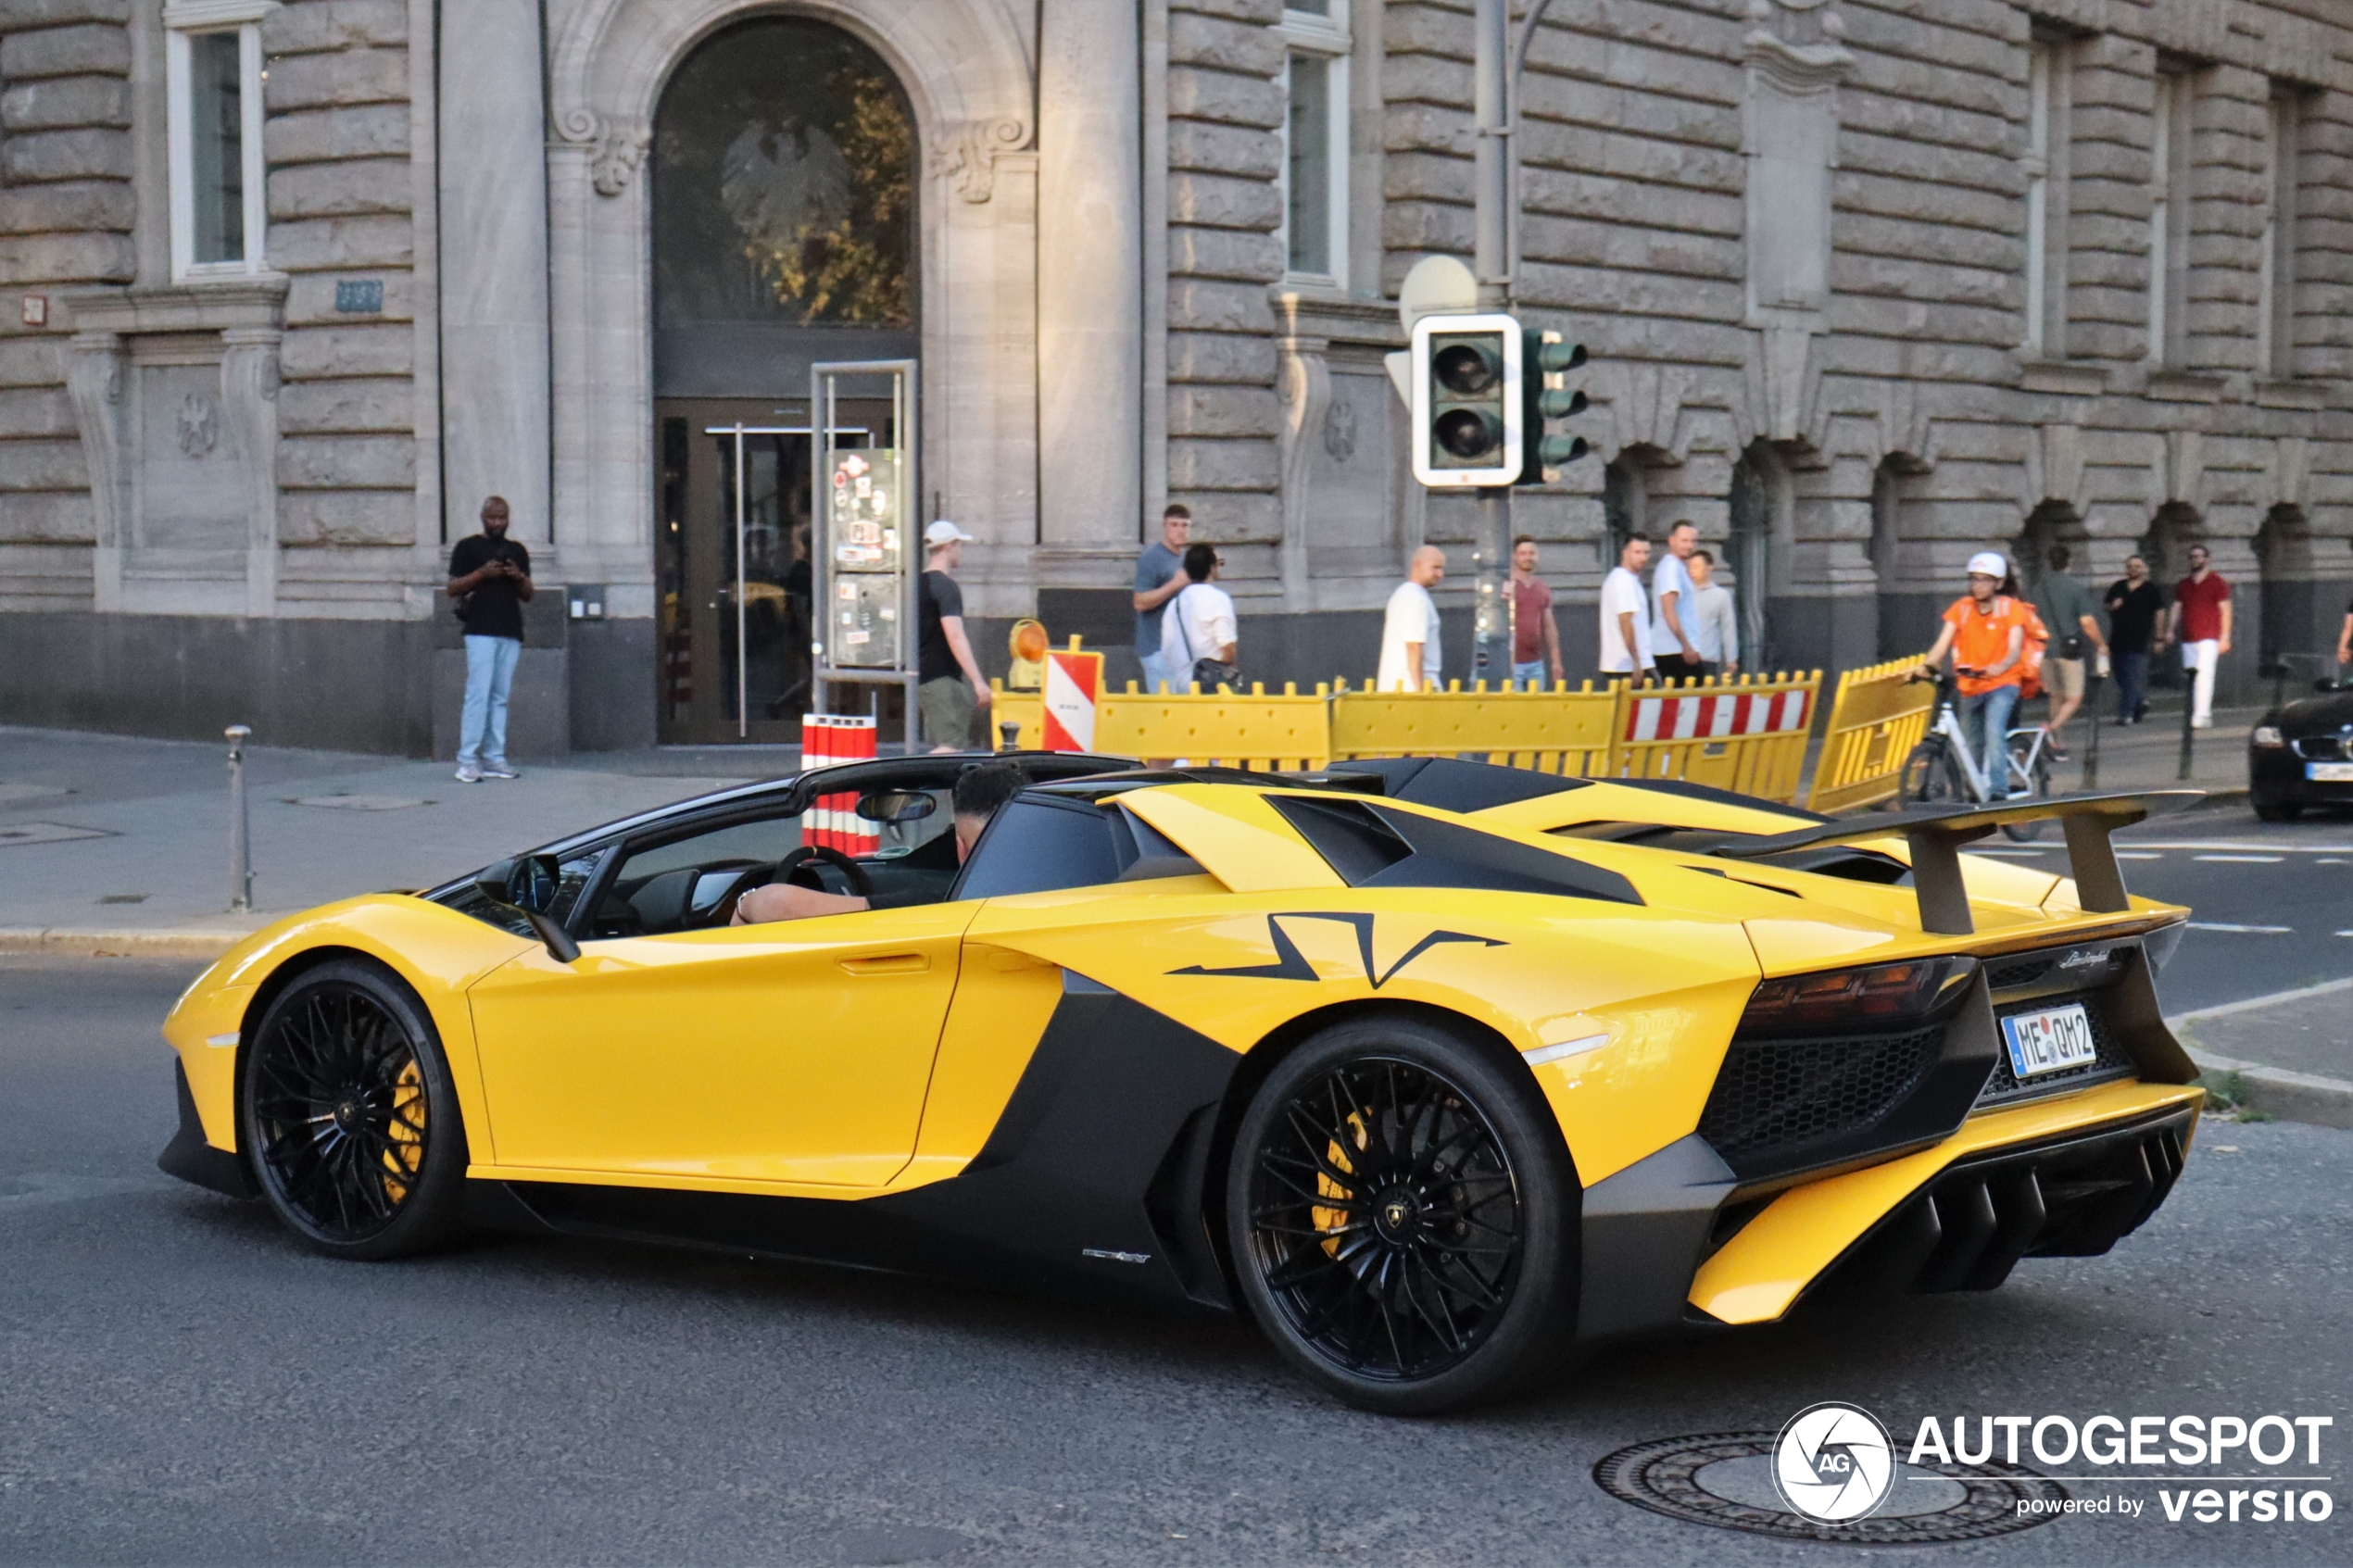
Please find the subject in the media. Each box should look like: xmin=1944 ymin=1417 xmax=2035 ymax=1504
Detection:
xmin=1225 ymin=1014 xmax=1579 ymax=1414
xmin=241 ymin=959 xmax=468 ymax=1260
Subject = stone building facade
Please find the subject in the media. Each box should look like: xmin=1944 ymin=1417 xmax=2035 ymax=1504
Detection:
xmin=1 ymin=0 xmax=2347 ymax=753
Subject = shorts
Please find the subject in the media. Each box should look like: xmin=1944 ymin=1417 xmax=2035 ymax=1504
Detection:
xmin=919 ymin=676 xmax=978 ymax=749
xmin=2045 ymin=658 xmax=2084 ymax=701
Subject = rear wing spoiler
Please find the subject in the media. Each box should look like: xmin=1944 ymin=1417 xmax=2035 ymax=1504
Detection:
xmin=1714 ymin=792 xmax=2204 ymax=935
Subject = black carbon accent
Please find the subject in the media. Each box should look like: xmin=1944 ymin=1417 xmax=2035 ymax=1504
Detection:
xmin=156 ymin=1059 xmax=258 ymax=1199
xmin=1577 ymin=1134 xmax=1735 ymax=1340
xmin=1270 ymin=794 xmax=1642 ymax=906
xmin=501 ymin=972 xmax=1239 ymax=1311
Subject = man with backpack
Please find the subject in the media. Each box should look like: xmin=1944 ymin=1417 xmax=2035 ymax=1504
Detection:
xmin=1158 ymin=542 xmax=1239 ymax=692
xmin=1917 ymin=551 xmax=2031 ymax=777
xmin=2029 ymin=543 xmax=2108 ymax=760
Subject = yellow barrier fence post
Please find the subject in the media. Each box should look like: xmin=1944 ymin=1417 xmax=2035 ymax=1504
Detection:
xmin=1327 ymin=679 xmax=1621 ymax=774
xmin=1804 ymin=653 xmax=1938 ymax=813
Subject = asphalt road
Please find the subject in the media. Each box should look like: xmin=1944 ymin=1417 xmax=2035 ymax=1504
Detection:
xmin=3 ymin=958 xmax=2348 ymax=1567
xmin=1972 ymin=799 xmax=2353 ymax=1015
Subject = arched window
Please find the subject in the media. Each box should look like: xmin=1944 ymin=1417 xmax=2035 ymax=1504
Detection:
xmin=1727 ymin=451 xmax=1776 ymax=670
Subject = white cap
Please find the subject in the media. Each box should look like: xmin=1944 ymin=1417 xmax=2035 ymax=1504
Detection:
xmin=924 ymin=519 xmax=975 ymax=546
xmin=1966 ymin=551 xmax=2007 ymax=579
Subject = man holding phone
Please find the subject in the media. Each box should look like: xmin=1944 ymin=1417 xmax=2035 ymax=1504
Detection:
xmin=447 ymin=495 xmax=534 ymax=783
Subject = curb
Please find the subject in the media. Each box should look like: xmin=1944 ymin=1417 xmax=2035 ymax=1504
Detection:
xmin=0 ymin=927 xmax=249 ymax=959
xmin=2183 ymin=1048 xmax=2353 ymax=1132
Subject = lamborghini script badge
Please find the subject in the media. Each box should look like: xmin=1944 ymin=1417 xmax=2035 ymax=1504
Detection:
xmin=1170 ymin=913 xmax=1504 ymax=989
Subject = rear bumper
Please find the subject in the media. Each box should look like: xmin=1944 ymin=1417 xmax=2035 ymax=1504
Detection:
xmin=1685 ymin=1079 xmax=2202 ymax=1325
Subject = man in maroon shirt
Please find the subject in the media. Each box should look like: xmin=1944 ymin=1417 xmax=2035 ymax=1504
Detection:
xmin=2171 ymin=543 xmax=2232 ymax=728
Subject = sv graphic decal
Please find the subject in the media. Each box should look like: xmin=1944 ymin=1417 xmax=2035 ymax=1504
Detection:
xmin=1170 ymin=912 xmax=1504 ymax=989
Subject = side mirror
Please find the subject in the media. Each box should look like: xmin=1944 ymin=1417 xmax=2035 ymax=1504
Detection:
xmin=473 ymin=855 xmax=580 ymax=963
xmin=855 ymin=790 xmax=936 ymax=825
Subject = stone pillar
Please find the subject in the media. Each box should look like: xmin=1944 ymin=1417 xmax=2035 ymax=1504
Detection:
xmin=64 ymin=331 xmax=127 ymax=612
xmin=1036 ymin=0 xmax=1142 ymax=548
xmin=220 ymin=327 xmax=283 ymax=617
xmin=437 ymin=0 xmax=552 ymax=546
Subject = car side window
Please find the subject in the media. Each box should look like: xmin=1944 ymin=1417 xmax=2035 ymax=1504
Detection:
xmin=951 ymin=797 xmax=1126 ymax=900
xmin=588 ymin=815 xmax=804 ymax=939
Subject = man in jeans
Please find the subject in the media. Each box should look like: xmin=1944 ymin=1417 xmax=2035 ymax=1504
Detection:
xmin=1508 ymin=534 xmax=1563 ymax=689
xmin=2104 ymin=555 xmax=2162 ymax=724
xmin=1131 ymin=504 xmax=1190 ymax=692
xmin=447 ymin=495 xmax=533 ymax=783
xmin=2171 ymin=543 xmax=2232 ymax=729
xmin=1918 ymin=550 xmax=2028 ymax=778
xmin=1648 ymin=520 xmax=1705 ymax=682
xmin=2027 ymin=543 xmax=2107 ymax=760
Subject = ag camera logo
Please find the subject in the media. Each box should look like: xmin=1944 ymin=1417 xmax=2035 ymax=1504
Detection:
xmin=1774 ymin=1402 xmax=1896 ymax=1523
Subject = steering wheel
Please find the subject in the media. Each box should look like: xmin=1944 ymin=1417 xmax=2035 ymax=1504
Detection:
xmin=773 ymin=844 xmax=876 ymax=898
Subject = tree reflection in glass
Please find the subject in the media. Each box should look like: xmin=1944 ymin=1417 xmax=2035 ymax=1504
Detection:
xmin=653 ymin=18 xmax=915 ymax=330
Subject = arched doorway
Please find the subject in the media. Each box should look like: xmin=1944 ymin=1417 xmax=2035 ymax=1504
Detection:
xmin=1726 ymin=445 xmax=1788 ymax=672
xmin=650 ymin=16 xmax=918 ymax=743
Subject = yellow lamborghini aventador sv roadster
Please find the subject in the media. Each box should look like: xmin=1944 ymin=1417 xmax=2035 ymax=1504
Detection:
xmin=158 ymin=753 xmax=2205 ymax=1414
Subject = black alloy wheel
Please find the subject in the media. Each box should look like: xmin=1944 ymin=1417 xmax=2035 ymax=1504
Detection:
xmin=1227 ymin=1014 xmax=1579 ymax=1414
xmin=241 ymin=960 xmax=466 ymax=1260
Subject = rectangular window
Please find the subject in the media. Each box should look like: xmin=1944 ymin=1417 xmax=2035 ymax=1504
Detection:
xmin=2022 ymin=39 xmax=2070 ymax=357
xmin=167 ymin=5 xmax=271 ymax=281
xmin=2259 ymin=87 xmax=2301 ymax=379
xmin=1279 ymin=5 xmax=1350 ymax=287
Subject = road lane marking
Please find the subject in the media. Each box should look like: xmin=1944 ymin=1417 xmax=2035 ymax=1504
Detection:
xmin=2122 ymin=842 xmax=2353 ymax=853
xmin=2194 ymin=853 xmax=2284 ymax=863
xmin=2170 ymin=974 xmax=2353 ymax=1023
xmin=2116 ymin=851 xmax=2163 ymax=859
xmin=2185 ymin=922 xmax=2295 ymax=934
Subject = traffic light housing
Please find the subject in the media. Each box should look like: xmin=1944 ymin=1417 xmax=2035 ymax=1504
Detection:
xmin=1409 ymin=312 xmax=1522 ymax=488
xmin=1517 ymin=329 xmax=1589 ymax=486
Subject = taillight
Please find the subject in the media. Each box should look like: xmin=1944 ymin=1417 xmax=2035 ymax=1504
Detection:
xmin=1739 ymin=956 xmax=1978 ymax=1037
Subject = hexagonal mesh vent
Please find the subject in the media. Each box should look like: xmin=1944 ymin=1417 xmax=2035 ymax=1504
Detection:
xmin=1697 ymin=1027 xmax=1943 ymax=1172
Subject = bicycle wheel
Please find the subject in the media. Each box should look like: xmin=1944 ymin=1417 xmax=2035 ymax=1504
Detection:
xmin=1999 ymin=734 xmax=2053 ymax=841
xmin=1899 ymin=739 xmax=1957 ymax=804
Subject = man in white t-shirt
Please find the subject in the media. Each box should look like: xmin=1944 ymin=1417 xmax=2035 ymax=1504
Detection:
xmin=1158 ymin=542 xmax=1238 ymax=687
xmin=1648 ymin=520 xmax=1704 ymax=681
xmin=1600 ymin=533 xmax=1653 ymax=678
xmin=1377 ymin=546 xmax=1447 ymax=692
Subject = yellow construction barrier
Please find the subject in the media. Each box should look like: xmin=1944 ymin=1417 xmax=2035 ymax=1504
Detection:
xmin=1101 ymin=683 xmax=1332 ymax=770
xmin=1805 ymin=653 xmax=1936 ymax=813
xmin=1329 ymin=680 xmax=1620 ymax=775
xmin=1609 ymin=671 xmax=1822 ymax=804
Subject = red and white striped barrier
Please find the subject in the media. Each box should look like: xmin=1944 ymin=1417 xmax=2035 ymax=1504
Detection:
xmin=1041 ymin=647 xmax=1102 ymax=752
xmin=799 ymin=714 xmax=878 ymax=854
xmin=1625 ymin=688 xmax=1811 ymax=742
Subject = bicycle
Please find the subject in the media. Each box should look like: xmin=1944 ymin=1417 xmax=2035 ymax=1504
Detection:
xmin=1897 ymin=666 xmax=2054 ymax=841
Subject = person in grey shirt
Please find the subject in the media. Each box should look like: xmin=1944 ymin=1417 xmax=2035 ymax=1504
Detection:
xmin=1132 ymin=504 xmax=1191 ymax=692
xmin=1684 ymin=549 xmax=1739 ymax=677
xmin=2029 ymin=543 xmax=2107 ymax=760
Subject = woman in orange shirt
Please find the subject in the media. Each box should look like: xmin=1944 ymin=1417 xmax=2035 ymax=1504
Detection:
xmin=1917 ymin=551 xmax=2028 ymax=783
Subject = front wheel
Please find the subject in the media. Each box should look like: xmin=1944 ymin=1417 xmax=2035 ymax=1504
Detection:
xmin=2251 ymin=792 xmax=2303 ymax=823
xmin=2000 ymin=734 xmax=2053 ymax=841
xmin=1899 ymin=739 xmax=1958 ymax=804
xmin=1224 ymin=1014 xmax=1579 ymax=1414
xmin=241 ymin=959 xmax=469 ymax=1260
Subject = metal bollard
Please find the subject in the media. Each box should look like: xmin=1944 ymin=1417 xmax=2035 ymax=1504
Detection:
xmin=999 ymin=719 xmax=1022 ymax=754
xmin=226 ymin=724 xmax=253 ymax=911
xmin=2177 ymin=676 xmax=2196 ymax=783
xmin=2082 ymin=672 xmax=2101 ymax=792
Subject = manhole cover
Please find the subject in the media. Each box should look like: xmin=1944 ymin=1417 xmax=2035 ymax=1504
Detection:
xmin=0 ymin=822 xmax=112 ymax=847
xmin=284 ymin=795 xmax=431 ymax=810
xmin=1594 ymin=1432 xmax=2066 ymax=1544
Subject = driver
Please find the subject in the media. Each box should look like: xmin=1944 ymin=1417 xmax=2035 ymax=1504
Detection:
xmin=1917 ymin=550 xmax=2028 ymax=774
xmin=732 ymin=759 xmax=1028 ymax=924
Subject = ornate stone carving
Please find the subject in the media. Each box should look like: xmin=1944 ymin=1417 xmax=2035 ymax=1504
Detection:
xmin=556 ymin=107 xmax=653 ymax=197
xmin=177 ymin=394 xmax=219 ymax=458
xmin=927 ymin=117 xmax=1029 ymax=203
xmin=1321 ymin=396 xmax=1357 ymax=463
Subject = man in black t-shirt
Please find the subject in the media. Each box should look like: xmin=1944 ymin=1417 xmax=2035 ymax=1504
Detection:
xmin=447 ymin=495 xmax=534 ymax=781
xmin=916 ymin=520 xmax=991 ymax=752
xmin=2105 ymin=554 xmax=2163 ymax=725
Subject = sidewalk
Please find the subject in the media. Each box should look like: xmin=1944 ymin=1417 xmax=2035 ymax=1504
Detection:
xmin=2173 ymin=979 xmax=2353 ymax=1132
xmin=1 ymin=725 xmax=761 ymax=952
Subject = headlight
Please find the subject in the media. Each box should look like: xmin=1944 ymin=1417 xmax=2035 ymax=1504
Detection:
xmin=1739 ymin=956 xmax=1979 ymax=1037
xmin=2251 ymin=725 xmax=2285 ymax=748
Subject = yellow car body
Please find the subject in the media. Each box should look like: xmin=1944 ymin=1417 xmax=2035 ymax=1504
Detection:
xmin=159 ymin=755 xmax=2202 ymax=1410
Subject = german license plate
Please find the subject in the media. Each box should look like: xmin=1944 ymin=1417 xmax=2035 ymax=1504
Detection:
xmin=2001 ymin=1003 xmax=2098 ymax=1078
xmin=2307 ymin=761 xmax=2353 ymax=783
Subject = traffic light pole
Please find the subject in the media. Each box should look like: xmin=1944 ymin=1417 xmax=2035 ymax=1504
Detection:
xmin=1470 ymin=0 xmax=1512 ymax=686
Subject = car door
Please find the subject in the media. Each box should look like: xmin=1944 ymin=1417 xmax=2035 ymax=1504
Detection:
xmin=468 ymin=882 xmax=975 ymax=1191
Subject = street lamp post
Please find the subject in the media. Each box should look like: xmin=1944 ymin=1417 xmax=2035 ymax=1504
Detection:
xmin=1468 ymin=0 xmax=1512 ymax=686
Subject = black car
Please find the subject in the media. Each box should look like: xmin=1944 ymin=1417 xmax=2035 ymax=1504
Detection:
xmin=2249 ymin=681 xmax=2353 ymax=821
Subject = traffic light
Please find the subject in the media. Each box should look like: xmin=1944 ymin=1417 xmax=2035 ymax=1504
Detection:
xmin=1409 ymin=311 xmax=1522 ymax=488
xmin=1517 ymin=329 xmax=1590 ymax=486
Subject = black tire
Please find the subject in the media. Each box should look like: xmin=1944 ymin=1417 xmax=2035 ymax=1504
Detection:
xmin=1224 ymin=1013 xmax=1579 ymax=1415
xmin=241 ymin=959 xmax=469 ymax=1260
xmin=2251 ymin=792 xmax=2303 ymax=823
xmin=1900 ymin=739 xmax=1957 ymax=804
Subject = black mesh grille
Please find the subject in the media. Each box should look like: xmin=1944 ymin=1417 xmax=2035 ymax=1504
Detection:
xmin=1975 ymin=992 xmax=2135 ymax=1105
xmin=1983 ymin=954 xmax=2057 ymax=992
xmin=1698 ymin=1027 xmax=1944 ymax=1169
xmin=2293 ymin=735 xmax=2346 ymax=761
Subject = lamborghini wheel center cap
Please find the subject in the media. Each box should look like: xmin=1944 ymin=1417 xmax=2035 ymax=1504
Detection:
xmin=1374 ymin=1187 xmax=1422 ymax=1244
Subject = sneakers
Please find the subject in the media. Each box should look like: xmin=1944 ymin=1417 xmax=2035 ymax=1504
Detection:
xmin=454 ymin=764 xmax=482 ymax=784
xmin=2190 ymin=716 xmax=2211 ymax=730
xmin=2045 ymin=738 xmax=2070 ymax=761
xmin=480 ymin=762 xmax=520 ymax=780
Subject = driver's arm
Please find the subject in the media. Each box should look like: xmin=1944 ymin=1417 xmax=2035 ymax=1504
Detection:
xmin=732 ymin=884 xmax=870 ymax=924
